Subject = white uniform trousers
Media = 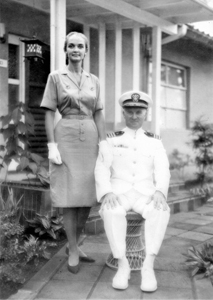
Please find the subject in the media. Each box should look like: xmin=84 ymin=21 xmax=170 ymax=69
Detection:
xmin=100 ymin=189 xmax=170 ymax=259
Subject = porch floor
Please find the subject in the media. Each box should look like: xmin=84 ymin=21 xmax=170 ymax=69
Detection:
xmin=8 ymin=200 xmax=213 ymax=300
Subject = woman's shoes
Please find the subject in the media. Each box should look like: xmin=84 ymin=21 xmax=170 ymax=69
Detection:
xmin=65 ymin=245 xmax=95 ymax=263
xmin=67 ymin=262 xmax=80 ymax=274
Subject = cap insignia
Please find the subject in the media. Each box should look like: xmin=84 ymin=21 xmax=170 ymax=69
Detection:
xmin=131 ymin=93 xmax=140 ymax=102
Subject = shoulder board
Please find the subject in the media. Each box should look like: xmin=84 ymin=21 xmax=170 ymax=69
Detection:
xmin=107 ymin=131 xmax=124 ymax=138
xmin=144 ymin=131 xmax=161 ymax=140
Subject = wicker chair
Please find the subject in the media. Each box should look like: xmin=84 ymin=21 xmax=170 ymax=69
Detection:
xmin=106 ymin=211 xmax=145 ymax=271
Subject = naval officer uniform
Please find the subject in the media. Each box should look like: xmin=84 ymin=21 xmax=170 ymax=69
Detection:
xmin=95 ymin=90 xmax=170 ymax=292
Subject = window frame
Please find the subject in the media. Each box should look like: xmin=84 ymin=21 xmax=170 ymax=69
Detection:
xmin=149 ymin=60 xmax=189 ymax=129
xmin=8 ymin=34 xmax=25 ymax=107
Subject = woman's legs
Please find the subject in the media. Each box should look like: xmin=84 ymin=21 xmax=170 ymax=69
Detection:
xmin=63 ymin=207 xmax=91 ymax=266
xmin=76 ymin=207 xmax=91 ymax=242
xmin=63 ymin=207 xmax=79 ymax=266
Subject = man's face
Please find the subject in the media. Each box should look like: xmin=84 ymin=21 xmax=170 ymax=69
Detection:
xmin=123 ymin=107 xmax=147 ymax=130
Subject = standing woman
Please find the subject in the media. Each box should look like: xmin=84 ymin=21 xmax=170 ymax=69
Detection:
xmin=40 ymin=32 xmax=109 ymax=274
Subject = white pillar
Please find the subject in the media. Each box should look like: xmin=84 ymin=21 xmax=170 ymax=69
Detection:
xmin=50 ymin=0 xmax=66 ymax=71
xmin=151 ymin=26 xmax=161 ymax=135
xmin=99 ymin=23 xmax=106 ymax=116
xmin=115 ymin=21 xmax=122 ymax=126
xmin=133 ymin=23 xmax=140 ymax=90
xmin=83 ymin=25 xmax=90 ymax=73
xmin=50 ymin=0 xmax=66 ymax=125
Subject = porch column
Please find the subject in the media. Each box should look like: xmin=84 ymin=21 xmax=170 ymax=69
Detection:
xmin=99 ymin=23 xmax=106 ymax=115
xmin=115 ymin=21 xmax=122 ymax=127
xmin=133 ymin=23 xmax=140 ymax=90
xmin=50 ymin=0 xmax=66 ymax=71
xmin=83 ymin=25 xmax=90 ymax=73
xmin=151 ymin=26 xmax=161 ymax=135
xmin=50 ymin=0 xmax=66 ymax=125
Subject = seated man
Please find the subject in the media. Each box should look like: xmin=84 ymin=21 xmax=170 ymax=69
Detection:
xmin=95 ymin=91 xmax=170 ymax=292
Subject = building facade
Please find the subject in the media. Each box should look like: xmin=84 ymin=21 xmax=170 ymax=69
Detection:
xmin=0 ymin=0 xmax=213 ymax=181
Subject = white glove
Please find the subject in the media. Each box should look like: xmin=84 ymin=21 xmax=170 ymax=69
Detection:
xmin=99 ymin=140 xmax=113 ymax=167
xmin=47 ymin=143 xmax=62 ymax=165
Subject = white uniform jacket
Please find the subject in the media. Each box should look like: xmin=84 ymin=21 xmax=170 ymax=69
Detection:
xmin=95 ymin=127 xmax=170 ymax=202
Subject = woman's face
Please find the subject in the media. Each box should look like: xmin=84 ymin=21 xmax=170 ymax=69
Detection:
xmin=66 ymin=34 xmax=87 ymax=63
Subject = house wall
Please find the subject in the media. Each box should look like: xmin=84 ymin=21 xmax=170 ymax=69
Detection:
xmin=1 ymin=0 xmax=213 ymax=182
xmin=161 ymin=38 xmax=213 ymax=153
xmin=0 ymin=0 xmax=83 ymax=117
xmin=161 ymin=38 xmax=213 ymax=180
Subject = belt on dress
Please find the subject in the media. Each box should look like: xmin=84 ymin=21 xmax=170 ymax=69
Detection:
xmin=62 ymin=114 xmax=93 ymax=120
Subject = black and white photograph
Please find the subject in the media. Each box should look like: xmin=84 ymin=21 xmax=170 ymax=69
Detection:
xmin=0 ymin=1 xmax=213 ymax=299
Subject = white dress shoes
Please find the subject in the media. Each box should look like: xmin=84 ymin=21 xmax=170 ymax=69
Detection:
xmin=140 ymin=267 xmax=157 ymax=292
xmin=112 ymin=263 xmax=131 ymax=290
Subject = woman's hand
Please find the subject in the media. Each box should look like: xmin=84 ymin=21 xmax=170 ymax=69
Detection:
xmin=47 ymin=143 xmax=62 ymax=165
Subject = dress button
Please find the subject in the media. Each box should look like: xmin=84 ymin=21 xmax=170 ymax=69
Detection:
xmin=133 ymin=174 xmax=135 ymax=177
xmin=133 ymin=161 xmax=136 ymax=164
xmin=134 ymin=148 xmax=136 ymax=151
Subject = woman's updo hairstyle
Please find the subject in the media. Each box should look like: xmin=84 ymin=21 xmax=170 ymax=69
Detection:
xmin=64 ymin=31 xmax=89 ymax=53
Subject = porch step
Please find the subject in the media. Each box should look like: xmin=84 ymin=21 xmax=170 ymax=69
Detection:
xmin=85 ymin=185 xmax=206 ymax=235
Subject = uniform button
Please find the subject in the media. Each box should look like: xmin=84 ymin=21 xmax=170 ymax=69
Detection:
xmin=132 ymin=174 xmax=135 ymax=177
xmin=134 ymin=148 xmax=136 ymax=151
xmin=133 ymin=161 xmax=136 ymax=164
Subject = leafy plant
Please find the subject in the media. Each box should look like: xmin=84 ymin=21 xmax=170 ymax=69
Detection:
xmin=27 ymin=213 xmax=65 ymax=240
xmin=169 ymin=149 xmax=191 ymax=180
xmin=0 ymin=186 xmax=51 ymax=284
xmin=0 ymin=101 xmax=49 ymax=186
xmin=0 ymin=236 xmax=50 ymax=284
xmin=183 ymin=243 xmax=213 ymax=286
xmin=0 ymin=187 xmax=24 ymax=246
xmin=189 ymin=119 xmax=213 ymax=185
xmin=17 ymin=235 xmax=51 ymax=264
xmin=190 ymin=182 xmax=213 ymax=203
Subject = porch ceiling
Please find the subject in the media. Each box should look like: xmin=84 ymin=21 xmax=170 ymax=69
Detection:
xmin=11 ymin=0 xmax=213 ymax=34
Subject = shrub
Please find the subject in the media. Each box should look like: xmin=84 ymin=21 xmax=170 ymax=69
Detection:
xmin=183 ymin=243 xmax=213 ymax=286
xmin=0 ymin=102 xmax=49 ymax=186
xmin=169 ymin=149 xmax=192 ymax=180
xmin=0 ymin=186 xmax=50 ymax=284
xmin=27 ymin=213 xmax=65 ymax=240
xmin=189 ymin=119 xmax=213 ymax=185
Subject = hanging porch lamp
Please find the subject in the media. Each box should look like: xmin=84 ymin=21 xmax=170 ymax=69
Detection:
xmin=21 ymin=37 xmax=45 ymax=62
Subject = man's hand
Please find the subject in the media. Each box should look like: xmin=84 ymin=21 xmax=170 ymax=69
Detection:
xmin=100 ymin=192 xmax=121 ymax=210
xmin=146 ymin=191 xmax=168 ymax=211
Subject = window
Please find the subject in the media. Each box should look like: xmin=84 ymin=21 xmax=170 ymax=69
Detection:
xmin=8 ymin=35 xmax=25 ymax=112
xmin=149 ymin=62 xmax=188 ymax=129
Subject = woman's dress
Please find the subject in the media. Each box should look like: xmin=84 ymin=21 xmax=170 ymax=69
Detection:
xmin=41 ymin=68 xmax=103 ymax=207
